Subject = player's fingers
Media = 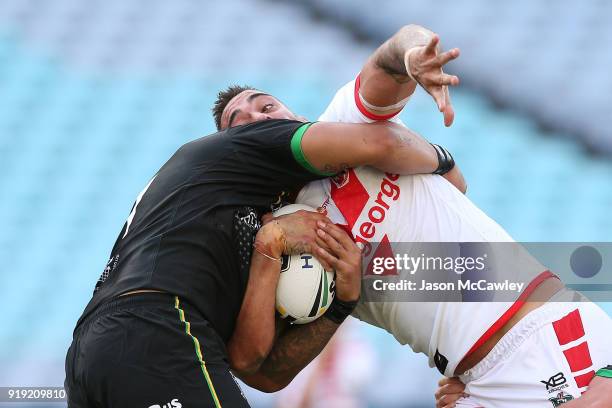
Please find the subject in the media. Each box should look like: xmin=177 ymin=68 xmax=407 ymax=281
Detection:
xmin=438 ymin=377 xmax=448 ymax=387
xmin=317 ymin=225 xmax=346 ymax=257
xmin=312 ymin=242 xmax=334 ymax=271
xmin=434 ymin=73 xmax=459 ymax=87
xmin=435 ymin=393 xmax=449 ymax=408
xmin=443 ymin=86 xmax=455 ymax=127
xmin=313 ymin=237 xmax=334 ymax=271
xmin=442 ymin=382 xmax=466 ymax=395
xmin=435 ymin=48 xmax=460 ymax=67
xmin=425 ymin=34 xmax=440 ymax=55
xmin=427 ymin=86 xmax=446 ymax=112
xmin=317 ymin=221 xmax=356 ymax=252
xmin=436 ymin=393 xmax=462 ymax=408
xmin=435 ymin=377 xmax=465 ymax=400
xmin=316 ymin=246 xmax=340 ymax=269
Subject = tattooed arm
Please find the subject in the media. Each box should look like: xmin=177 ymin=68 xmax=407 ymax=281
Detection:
xmin=230 ymin=221 xmax=362 ymax=392
xmin=359 ymin=24 xmax=461 ymax=126
xmin=238 ymin=317 xmax=340 ymax=392
xmin=300 ymin=121 xmax=439 ymax=177
xmin=228 ymin=210 xmax=332 ymax=373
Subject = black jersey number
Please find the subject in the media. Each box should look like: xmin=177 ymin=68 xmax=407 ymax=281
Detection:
xmin=123 ymin=175 xmax=157 ymax=239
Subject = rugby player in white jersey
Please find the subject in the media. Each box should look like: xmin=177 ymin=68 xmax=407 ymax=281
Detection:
xmin=217 ymin=25 xmax=612 ymax=407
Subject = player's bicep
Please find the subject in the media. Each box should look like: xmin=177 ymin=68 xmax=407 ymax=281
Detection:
xmin=296 ymin=121 xmax=392 ymax=175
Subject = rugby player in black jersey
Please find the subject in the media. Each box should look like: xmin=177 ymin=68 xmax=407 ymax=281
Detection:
xmin=64 ymin=99 xmax=449 ymax=406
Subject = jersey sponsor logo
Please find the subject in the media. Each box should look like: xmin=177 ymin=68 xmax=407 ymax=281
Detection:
xmin=352 ymin=172 xmax=400 ymax=253
xmin=548 ymin=391 xmax=574 ymax=407
xmin=331 ymin=171 xmax=400 ymax=268
xmin=148 ymin=398 xmax=182 ymax=408
xmin=95 ymin=254 xmax=120 ymax=292
xmin=541 ymin=372 xmax=568 ymax=394
xmin=317 ymin=196 xmax=331 ymax=216
xmin=331 ymin=170 xmax=350 ymax=188
xmin=239 ymin=211 xmax=259 ymax=230
xmin=330 ymin=169 xmax=370 ymax=228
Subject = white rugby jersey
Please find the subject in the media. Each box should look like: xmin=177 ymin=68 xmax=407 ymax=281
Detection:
xmin=296 ymin=77 xmax=551 ymax=376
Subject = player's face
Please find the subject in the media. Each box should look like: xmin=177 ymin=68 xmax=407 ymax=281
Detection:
xmin=220 ymin=90 xmax=303 ymax=130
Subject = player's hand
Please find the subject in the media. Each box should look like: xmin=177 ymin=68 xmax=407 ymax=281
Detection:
xmin=559 ymin=375 xmax=612 ymax=408
xmin=435 ymin=377 xmax=468 ymax=408
xmin=314 ymin=221 xmax=362 ymax=302
xmin=405 ymin=35 xmax=460 ymax=127
xmin=259 ymin=210 xmax=333 ymax=259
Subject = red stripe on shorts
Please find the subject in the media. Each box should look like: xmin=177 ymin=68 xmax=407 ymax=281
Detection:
xmin=574 ymin=370 xmax=595 ymax=388
xmin=563 ymin=341 xmax=593 ymax=372
xmin=553 ymin=308 xmax=595 ymax=394
xmin=553 ymin=309 xmax=585 ymax=345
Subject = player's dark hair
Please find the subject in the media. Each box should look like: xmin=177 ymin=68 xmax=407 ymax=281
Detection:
xmin=212 ymin=85 xmax=257 ymax=130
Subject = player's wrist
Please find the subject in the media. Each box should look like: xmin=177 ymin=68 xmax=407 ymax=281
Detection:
xmin=255 ymin=223 xmax=285 ymax=259
xmin=324 ymin=296 xmax=359 ymax=325
xmin=431 ymin=143 xmax=455 ymax=175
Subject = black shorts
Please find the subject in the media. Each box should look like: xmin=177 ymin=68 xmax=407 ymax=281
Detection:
xmin=65 ymin=293 xmax=250 ymax=408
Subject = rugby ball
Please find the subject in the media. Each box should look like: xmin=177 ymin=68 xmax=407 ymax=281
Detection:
xmin=273 ymin=204 xmax=336 ymax=324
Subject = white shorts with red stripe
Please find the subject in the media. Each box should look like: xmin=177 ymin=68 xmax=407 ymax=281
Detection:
xmin=456 ymin=290 xmax=612 ymax=408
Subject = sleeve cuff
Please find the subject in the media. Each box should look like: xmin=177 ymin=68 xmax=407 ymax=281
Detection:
xmin=290 ymin=122 xmax=335 ymax=176
xmin=354 ymin=74 xmax=403 ymax=121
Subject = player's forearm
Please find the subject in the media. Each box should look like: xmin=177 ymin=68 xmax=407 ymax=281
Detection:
xmin=374 ymin=24 xmax=433 ymax=81
xmin=227 ymin=227 xmax=283 ymax=376
xmin=359 ymin=25 xmax=433 ymax=108
xmin=237 ymin=317 xmax=340 ymax=393
xmin=443 ymin=165 xmax=467 ymax=194
xmin=303 ymin=121 xmax=438 ymax=176
xmin=369 ymin=122 xmax=439 ymax=175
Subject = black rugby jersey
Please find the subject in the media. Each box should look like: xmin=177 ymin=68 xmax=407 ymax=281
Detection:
xmin=76 ymin=119 xmax=327 ymax=342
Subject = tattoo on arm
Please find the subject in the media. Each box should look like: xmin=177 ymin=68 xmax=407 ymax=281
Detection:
xmin=376 ymin=43 xmax=412 ymax=84
xmin=374 ymin=25 xmax=433 ymax=84
xmin=258 ymin=317 xmax=339 ymax=386
xmin=323 ymin=162 xmax=350 ymax=174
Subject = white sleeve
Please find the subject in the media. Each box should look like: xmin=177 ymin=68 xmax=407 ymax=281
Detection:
xmin=317 ymin=77 xmax=406 ymax=126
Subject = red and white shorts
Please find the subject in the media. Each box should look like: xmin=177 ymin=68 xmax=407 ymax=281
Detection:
xmin=456 ymin=290 xmax=611 ymax=408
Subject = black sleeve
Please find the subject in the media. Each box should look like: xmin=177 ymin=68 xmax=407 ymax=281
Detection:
xmin=229 ymin=119 xmax=333 ymax=186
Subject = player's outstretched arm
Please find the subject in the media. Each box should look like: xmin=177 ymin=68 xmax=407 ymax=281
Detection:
xmin=300 ymin=121 xmax=455 ymax=179
xmin=360 ymin=25 xmax=460 ymax=126
xmin=232 ymin=222 xmax=362 ymax=392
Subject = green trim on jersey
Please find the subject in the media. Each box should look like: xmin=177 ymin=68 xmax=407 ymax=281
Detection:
xmin=596 ymin=367 xmax=612 ymax=378
xmin=290 ymin=123 xmax=335 ymax=176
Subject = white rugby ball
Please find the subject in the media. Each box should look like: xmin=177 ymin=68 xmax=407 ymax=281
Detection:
xmin=273 ymin=204 xmax=335 ymax=324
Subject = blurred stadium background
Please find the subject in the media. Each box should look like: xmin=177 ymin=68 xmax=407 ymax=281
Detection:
xmin=0 ymin=0 xmax=610 ymax=407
